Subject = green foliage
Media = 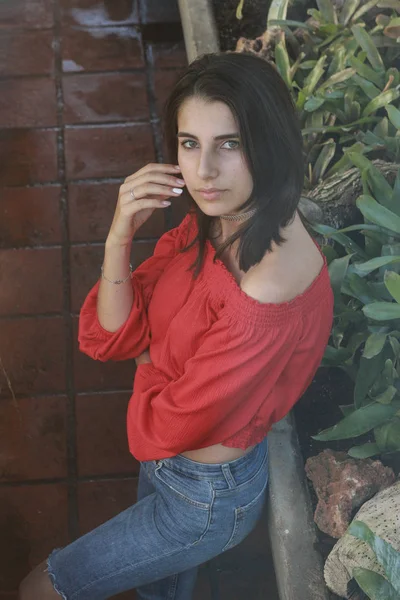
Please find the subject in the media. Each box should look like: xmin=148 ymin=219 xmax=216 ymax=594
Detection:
xmin=353 ymin=568 xmax=399 ymax=600
xmin=311 ymin=155 xmax=400 ymax=458
xmin=349 ymin=521 xmax=400 ymax=599
xmin=262 ymin=0 xmax=400 ymax=186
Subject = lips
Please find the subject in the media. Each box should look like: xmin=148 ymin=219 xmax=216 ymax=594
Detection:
xmin=197 ymin=188 xmax=225 ymax=201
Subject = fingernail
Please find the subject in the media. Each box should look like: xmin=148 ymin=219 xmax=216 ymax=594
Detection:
xmin=172 ymin=188 xmax=183 ymax=194
xmin=162 ymin=201 xmax=171 ymax=206
xmin=176 ymin=179 xmax=185 ymax=185
xmin=174 ymin=165 xmax=181 ymax=170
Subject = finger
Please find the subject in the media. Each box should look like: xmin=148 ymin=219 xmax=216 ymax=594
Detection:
xmin=124 ymin=163 xmax=180 ymax=184
xmin=123 ymin=183 xmax=184 ymax=201
xmin=120 ymin=189 xmax=172 ymax=205
xmin=120 ymin=172 xmax=185 ymax=195
xmin=119 ymin=195 xmax=172 ymax=213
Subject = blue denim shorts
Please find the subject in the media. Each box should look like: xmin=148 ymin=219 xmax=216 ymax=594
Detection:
xmin=47 ymin=436 xmax=268 ymax=600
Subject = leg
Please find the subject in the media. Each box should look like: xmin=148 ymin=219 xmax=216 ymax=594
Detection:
xmin=136 ymin=465 xmax=199 ymax=600
xmin=19 ymin=464 xmax=206 ymax=600
xmin=18 ymin=442 xmax=268 ymax=600
xmin=19 ymin=560 xmax=62 ymax=600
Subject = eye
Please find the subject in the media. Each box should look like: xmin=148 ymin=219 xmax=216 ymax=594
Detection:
xmin=221 ymin=140 xmax=240 ymax=150
xmin=180 ymin=140 xmax=198 ymax=149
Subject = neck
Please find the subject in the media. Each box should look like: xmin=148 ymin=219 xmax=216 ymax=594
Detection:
xmin=210 ymin=218 xmax=241 ymax=248
xmin=219 ymin=219 xmax=241 ymax=243
xmin=217 ymin=206 xmax=257 ymax=242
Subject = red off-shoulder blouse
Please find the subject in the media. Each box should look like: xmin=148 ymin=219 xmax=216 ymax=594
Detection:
xmin=78 ymin=212 xmax=334 ymax=461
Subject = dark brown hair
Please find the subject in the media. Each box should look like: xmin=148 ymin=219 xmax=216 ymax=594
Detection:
xmin=162 ymin=51 xmax=305 ymax=278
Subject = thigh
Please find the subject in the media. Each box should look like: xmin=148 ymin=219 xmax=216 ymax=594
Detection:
xmin=46 ymin=470 xmax=215 ymax=600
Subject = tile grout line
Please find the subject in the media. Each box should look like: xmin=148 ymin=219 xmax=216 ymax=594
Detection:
xmin=0 ymin=473 xmax=139 ymax=488
xmin=0 ymin=120 xmax=161 ymax=131
xmin=142 ymin=39 xmax=173 ymax=233
xmin=0 ymin=388 xmax=133 ymax=401
xmin=0 ymin=66 xmax=180 ymax=82
xmin=0 ymin=237 xmax=161 ymax=251
xmin=52 ymin=0 xmax=79 ymax=542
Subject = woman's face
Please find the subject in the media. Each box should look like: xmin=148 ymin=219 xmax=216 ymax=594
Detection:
xmin=176 ymin=96 xmax=253 ymax=217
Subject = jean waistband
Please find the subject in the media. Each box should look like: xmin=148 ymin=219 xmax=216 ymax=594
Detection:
xmin=158 ymin=436 xmax=268 ymax=482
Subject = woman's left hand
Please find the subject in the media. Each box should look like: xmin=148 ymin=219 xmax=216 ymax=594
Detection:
xmin=135 ymin=349 xmax=152 ymax=366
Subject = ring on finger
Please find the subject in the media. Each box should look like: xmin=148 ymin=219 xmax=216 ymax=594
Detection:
xmin=130 ymin=188 xmax=135 ymax=200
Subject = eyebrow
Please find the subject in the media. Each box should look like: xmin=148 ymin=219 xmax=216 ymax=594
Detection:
xmin=177 ymin=132 xmax=240 ymax=140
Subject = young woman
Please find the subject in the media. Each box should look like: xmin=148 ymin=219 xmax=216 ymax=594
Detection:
xmin=19 ymin=51 xmax=334 ymax=600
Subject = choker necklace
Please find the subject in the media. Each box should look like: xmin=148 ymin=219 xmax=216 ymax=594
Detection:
xmin=219 ymin=207 xmax=257 ymax=221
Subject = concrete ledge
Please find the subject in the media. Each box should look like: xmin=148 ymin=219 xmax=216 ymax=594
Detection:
xmin=177 ymin=0 xmax=219 ymax=63
xmin=267 ymin=413 xmax=330 ymax=600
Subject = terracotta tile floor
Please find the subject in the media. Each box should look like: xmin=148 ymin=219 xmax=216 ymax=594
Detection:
xmin=0 ymin=0 xmax=279 ymax=597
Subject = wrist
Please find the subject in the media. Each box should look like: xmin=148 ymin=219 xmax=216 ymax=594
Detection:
xmin=105 ymin=234 xmax=133 ymax=250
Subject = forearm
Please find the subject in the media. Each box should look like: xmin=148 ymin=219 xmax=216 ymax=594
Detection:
xmin=96 ymin=239 xmax=134 ymax=332
xmin=135 ymin=349 xmax=152 ymax=366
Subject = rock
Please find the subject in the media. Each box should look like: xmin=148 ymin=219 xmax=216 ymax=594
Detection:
xmin=324 ymin=479 xmax=400 ymax=598
xmin=305 ymin=449 xmax=395 ymax=538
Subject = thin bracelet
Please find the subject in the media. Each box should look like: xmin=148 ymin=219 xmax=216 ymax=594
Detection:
xmin=101 ymin=263 xmax=133 ymax=285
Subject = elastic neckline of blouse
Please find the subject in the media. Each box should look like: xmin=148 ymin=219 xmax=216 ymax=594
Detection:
xmin=203 ymin=237 xmax=331 ymax=326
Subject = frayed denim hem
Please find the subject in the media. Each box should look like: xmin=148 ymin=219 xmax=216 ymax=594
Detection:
xmin=46 ymin=549 xmax=68 ymax=600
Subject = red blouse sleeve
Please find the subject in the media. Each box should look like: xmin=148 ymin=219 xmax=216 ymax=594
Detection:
xmin=78 ymin=215 xmax=190 ymax=362
xmin=128 ymin=313 xmax=303 ymax=458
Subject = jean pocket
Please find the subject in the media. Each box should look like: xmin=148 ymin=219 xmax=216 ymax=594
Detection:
xmin=221 ymin=478 xmax=268 ymax=552
xmin=154 ymin=464 xmax=213 ymax=546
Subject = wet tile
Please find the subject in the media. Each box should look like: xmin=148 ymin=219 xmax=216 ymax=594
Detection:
xmin=0 ymin=248 xmax=63 ymax=315
xmin=68 ymin=181 xmax=164 ymax=243
xmin=0 ymin=317 xmax=66 ymax=397
xmin=0 ymin=0 xmax=54 ymax=29
xmin=140 ymin=0 xmax=180 ymax=23
xmin=0 ymin=129 xmax=58 ymax=186
xmin=76 ymin=392 xmax=139 ymax=477
xmin=62 ymin=27 xmax=144 ymax=73
xmin=0 ymin=78 xmax=57 ymax=129
xmin=70 ymin=240 xmax=156 ymax=311
xmin=0 ymin=483 xmax=68 ymax=591
xmin=77 ymin=479 xmax=138 ymax=536
xmin=0 ymin=186 xmax=62 ymax=248
xmin=62 ymin=72 xmax=149 ymax=125
xmin=64 ymin=123 xmax=155 ymax=180
xmin=61 ymin=0 xmax=139 ymax=26
xmin=153 ymin=69 xmax=183 ymax=116
xmin=72 ymin=316 xmax=136 ymax=392
xmin=150 ymin=41 xmax=187 ymax=69
xmin=0 ymin=30 xmax=54 ymax=76
xmin=0 ymin=396 xmax=67 ymax=482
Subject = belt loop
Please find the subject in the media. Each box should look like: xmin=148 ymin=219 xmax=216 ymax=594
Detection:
xmin=221 ymin=464 xmax=236 ymax=489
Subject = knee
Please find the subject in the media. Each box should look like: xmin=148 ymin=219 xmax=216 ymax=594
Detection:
xmin=19 ymin=560 xmax=61 ymax=600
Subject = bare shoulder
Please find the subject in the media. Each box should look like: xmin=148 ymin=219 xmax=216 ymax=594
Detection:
xmin=241 ymin=231 xmax=325 ymax=305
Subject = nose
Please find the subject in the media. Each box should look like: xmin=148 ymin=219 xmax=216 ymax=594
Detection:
xmin=197 ymin=149 xmax=218 ymax=180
